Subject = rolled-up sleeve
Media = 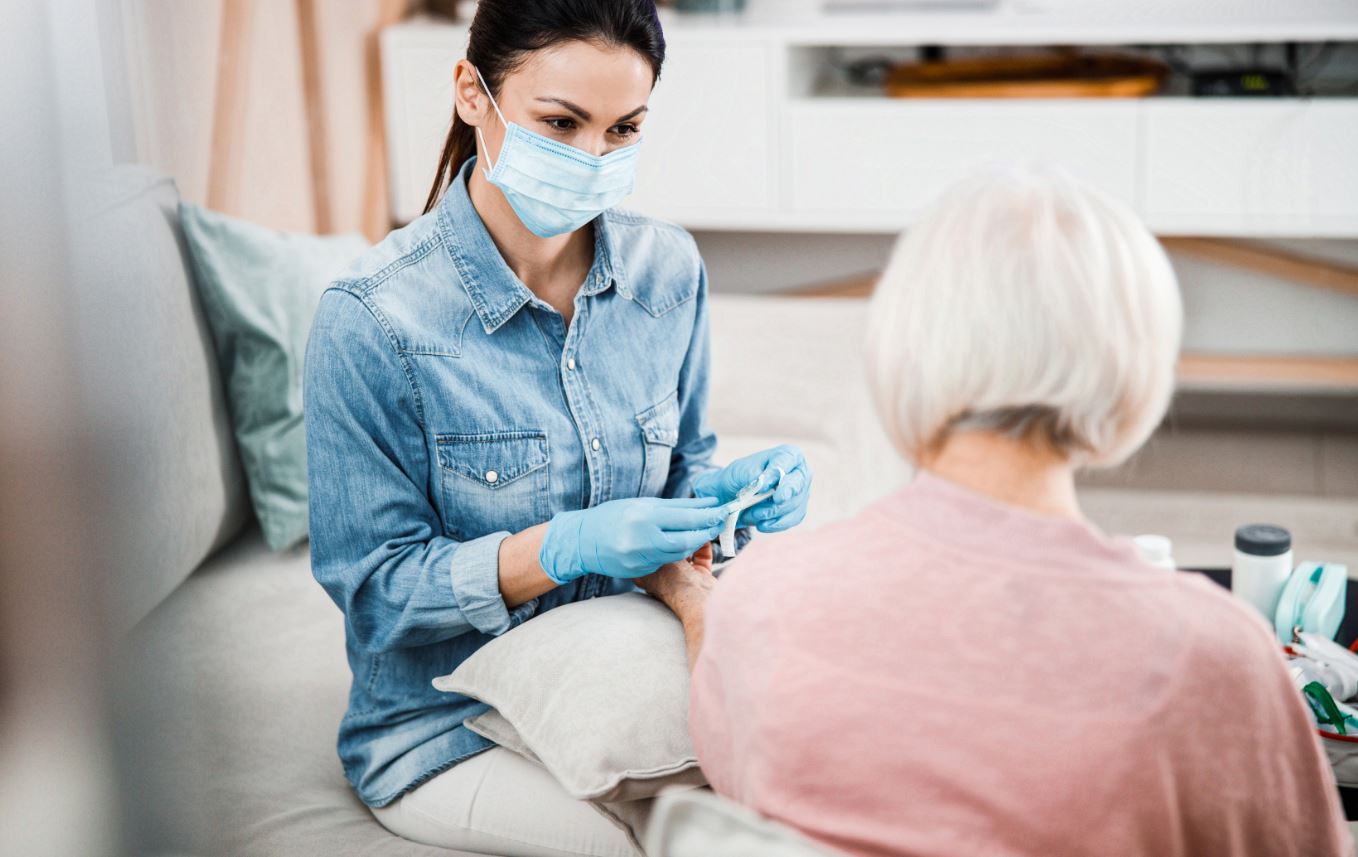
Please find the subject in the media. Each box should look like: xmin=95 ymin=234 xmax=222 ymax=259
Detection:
xmin=304 ymin=287 xmax=533 ymax=652
xmin=448 ymin=529 xmax=535 ymax=636
xmin=665 ymin=259 xmax=720 ymax=500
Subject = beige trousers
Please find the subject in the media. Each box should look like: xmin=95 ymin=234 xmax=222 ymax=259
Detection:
xmin=371 ymin=747 xmax=638 ymax=857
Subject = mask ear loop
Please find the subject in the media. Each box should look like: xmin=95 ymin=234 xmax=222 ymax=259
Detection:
xmin=472 ymin=66 xmax=509 ymax=178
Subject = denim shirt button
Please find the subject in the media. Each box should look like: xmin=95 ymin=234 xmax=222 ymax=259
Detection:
xmin=484 ymin=470 xmax=499 ymax=484
xmin=566 ymin=358 xmax=576 ymax=371
xmin=591 ymin=438 xmax=601 ymax=451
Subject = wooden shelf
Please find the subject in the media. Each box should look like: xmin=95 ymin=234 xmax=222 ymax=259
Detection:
xmin=785 ymin=273 xmax=879 ymax=298
xmin=778 ymin=276 xmax=1358 ymax=395
xmin=1162 ymin=238 xmax=1358 ymax=300
xmin=1177 ymin=354 xmax=1358 ymax=394
xmin=786 ymin=243 xmax=1358 ymax=303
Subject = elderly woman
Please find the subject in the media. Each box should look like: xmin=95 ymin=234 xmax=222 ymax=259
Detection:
xmin=638 ymin=169 xmax=1348 ymax=857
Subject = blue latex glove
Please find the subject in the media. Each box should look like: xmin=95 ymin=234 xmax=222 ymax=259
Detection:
xmin=539 ymin=496 xmax=734 ymax=585
xmin=691 ymin=444 xmax=812 ymax=533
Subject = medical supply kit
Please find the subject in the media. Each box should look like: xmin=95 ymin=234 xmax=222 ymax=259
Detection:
xmin=1227 ymin=523 xmax=1357 ymax=785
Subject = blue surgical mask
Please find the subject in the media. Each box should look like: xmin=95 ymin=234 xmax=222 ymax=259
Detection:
xmin=474 ymin=68 xmax=641 ymax=238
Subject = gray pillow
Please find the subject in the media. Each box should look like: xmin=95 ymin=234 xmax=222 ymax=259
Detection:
xmin=433 ymin=592 xmax=706 ymax=802
xmin=179 ymin=203 xmax=367 ymax=549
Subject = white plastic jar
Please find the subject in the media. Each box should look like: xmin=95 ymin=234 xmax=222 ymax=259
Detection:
xmin=1231 ymin=523 xmax=1293 ymax=621
xmin=1134 ymin=534 xmax=1177 ymax=570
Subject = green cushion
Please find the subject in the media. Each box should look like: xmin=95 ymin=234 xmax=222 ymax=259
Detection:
xmin=180 ymin=203 xmax=367 ymax=550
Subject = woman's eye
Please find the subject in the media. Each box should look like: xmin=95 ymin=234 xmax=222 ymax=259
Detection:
xmin=545 ymin=118 xmax=575 ymax=131
xmin=610 ymin=124 xmax=639 ymax=138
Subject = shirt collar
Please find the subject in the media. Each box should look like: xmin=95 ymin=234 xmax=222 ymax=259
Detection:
xmin=437 ymin=157 xmax=626 ymax=334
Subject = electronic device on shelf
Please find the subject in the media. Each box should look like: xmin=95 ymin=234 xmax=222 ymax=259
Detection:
xmin=1191 ymin=68 xmax=1298 ymax=97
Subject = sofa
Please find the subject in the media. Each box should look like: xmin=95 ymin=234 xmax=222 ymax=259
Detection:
xmin=109 ymin=165 xmax=1355 ymax=856
xmin=108 ymin=164 xmax=902 ymax=857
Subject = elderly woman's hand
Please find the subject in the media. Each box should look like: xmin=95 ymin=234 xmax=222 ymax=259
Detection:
xmin=637 ymin=543 xmax=716 ymax=669
xmin=686 ymin=542 xmax=714 ymax=575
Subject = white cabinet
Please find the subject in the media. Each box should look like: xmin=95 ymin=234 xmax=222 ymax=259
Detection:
xmin=1142 ymin=101 xmax=1312 ymax=235
xmin=788 ymin=99 xmax=1139 ymax=230
xmin=1142 ymin=100 xmax=1358 ymax=237
xmin=628 ymin=39 xmax=776 ymax=222
xmin=382 ymin=18 xmax=1358 ymax=237
xmin=1308 ymin=101 xmax=1358 ymax=232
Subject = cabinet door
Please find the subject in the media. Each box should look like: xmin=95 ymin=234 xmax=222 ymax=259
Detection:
xmin=1308 ymin=101 xmax=1358 ymax=235
xmin=1142 ymin=100 xmax=1310 ymax=236
xmin=787 ymin=100 xmax=1139 ymax=231
xmin=626 ymin=38 xmax=775 ymax=224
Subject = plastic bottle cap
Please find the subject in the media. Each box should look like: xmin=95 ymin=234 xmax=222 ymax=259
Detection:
xmin=1234 ymin=524 xmax=1291 ymax=557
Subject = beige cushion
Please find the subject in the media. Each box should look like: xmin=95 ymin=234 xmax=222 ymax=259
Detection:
xmin=433 ymin=592 xmax=705 ymax=802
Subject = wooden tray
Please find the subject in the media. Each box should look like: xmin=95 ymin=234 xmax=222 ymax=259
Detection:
xmin=885 ymin=53 xmax=1168 ymax=99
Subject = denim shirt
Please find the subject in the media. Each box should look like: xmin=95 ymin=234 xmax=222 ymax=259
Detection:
xmin=303 ymin=158 xmax=719 ymax=807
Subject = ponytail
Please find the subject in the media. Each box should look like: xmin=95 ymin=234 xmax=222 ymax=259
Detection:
xmin=422 ymin=116 xmax=477 ymax=215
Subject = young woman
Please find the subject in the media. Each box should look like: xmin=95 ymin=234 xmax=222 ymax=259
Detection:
xmin=641 ymin=168 xmax=1349 ymax=857
xmin=302 ymin=2 xmax=811 ymax=854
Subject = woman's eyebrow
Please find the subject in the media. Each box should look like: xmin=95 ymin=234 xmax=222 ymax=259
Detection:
xmin=536 ymin=97 xmax=592 ymax=121
xmin=534 ymin=98 xmax=648 ymax=124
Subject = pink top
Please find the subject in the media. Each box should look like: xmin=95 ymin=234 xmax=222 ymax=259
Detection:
xmin=689 ymin=471 xmax=1349 ymax=857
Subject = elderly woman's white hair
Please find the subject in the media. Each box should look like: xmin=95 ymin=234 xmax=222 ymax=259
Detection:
xmin=865 ymin=166 xmax=1182 ymax=468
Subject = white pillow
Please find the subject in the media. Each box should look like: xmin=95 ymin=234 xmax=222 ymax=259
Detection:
xmin=433 ymin=592 xmax=706 ymax=802
xmin=646 ymin=789 xmax=839 ymax=857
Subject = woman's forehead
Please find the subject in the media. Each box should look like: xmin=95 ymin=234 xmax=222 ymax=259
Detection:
xmin=502 ymin=41 xmax=654 ymax=116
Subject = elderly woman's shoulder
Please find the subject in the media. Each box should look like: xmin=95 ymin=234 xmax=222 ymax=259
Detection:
xmin=721 ymin=514 xmax=871 ymax=589
xmin=1167 ymin=571 xmax=1294 ymax=681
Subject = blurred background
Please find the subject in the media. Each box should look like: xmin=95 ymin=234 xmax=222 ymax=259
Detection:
xmin=3 ymin=1 xmax=1356 ymax=855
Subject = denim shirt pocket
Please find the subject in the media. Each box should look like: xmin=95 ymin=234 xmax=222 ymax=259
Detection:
xmin=635 ymin=391 xmax=679 ymax=498
xmin=436 ymin=431 xmax=550 ymax=541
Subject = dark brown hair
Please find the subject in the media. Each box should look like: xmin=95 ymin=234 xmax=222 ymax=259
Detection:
xmin=421 ymin=0 xmax=666 ymax=215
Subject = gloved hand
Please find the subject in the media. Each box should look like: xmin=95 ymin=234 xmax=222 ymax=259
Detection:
xmin=539 ymin=496 xmax=734 ymax=585
xmin=691 ymin=444 xmax=812 ymax=533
